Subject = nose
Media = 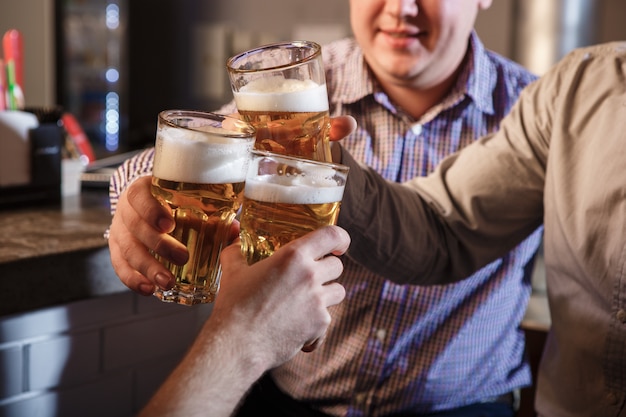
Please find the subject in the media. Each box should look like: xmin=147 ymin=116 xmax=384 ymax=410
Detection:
xmin=384 ymin=0 xmax=418 ymax=18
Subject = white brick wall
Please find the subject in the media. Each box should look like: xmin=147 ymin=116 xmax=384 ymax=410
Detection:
xmin=0 ymin=291 xmax=212 ymax=417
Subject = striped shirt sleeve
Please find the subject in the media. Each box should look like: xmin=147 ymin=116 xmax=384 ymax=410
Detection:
xmin=104 ymin=148 xmax=155 ymax=239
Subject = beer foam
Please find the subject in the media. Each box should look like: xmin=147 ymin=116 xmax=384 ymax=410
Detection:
xmin=153 ymin=126 xmax=253 ymax=184
xmin=234 ymin=78 xmax=329 ymax=112
xmin=244 ymin=175 xmax=345 ymax=204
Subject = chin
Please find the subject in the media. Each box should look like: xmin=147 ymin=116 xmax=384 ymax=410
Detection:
xmin=382 ymin=57 xmax=421 ymax=78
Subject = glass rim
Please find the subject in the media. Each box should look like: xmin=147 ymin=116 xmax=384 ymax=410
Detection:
xmin=226 ymin=40 xmax=322 ymax=74
xmin=158 ymin=109 xmax=256 ymax=138
xmin=250 ymin=149 xmax=349 ymax=174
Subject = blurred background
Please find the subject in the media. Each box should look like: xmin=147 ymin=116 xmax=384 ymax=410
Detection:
xmin=1 ymin=0 xmax=625 ymax=160
xmin=0 ymin=2 xmax=623 ymax=415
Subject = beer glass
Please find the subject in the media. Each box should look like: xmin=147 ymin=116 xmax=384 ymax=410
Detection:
xmin=239 ymin=150 xmax=349 ymax=265
xmin=226 ymin=40 xmax=332 ymax=162
xmin=151 ymin=110 xmax=256 ymax=305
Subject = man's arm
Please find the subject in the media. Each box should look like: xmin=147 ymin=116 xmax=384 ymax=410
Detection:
xmin=139 ymin=225 xmax=349 ymax=417
xmin=337 ymin=83 xmax=549 ymax=285
xmin=108 ymin=116 xmax=358 ymax=295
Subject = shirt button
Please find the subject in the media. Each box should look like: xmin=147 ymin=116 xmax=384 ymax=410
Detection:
xmin=375 ymin=328 xmax=387 ymax=342
xmin=606 ymin=391 xmax=619 ymax=405
xmin=411 ymin=123 xmax=423 ymax=135
xmin=616 ymin=309 xmax=626 ymax=323
xmin=355 ymin=392 xmax=368 ymax=407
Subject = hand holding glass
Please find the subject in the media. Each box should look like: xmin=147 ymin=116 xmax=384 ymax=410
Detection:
xmin=151 ymin=110 xmax=255 ymax=305
xmin=239 ymin=150 xmax=349 ymax=265
xmin=227 ymin=40 xmax=332 ymax=162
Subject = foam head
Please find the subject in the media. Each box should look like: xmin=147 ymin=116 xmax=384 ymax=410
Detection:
xmin=244 ymin=162 xmax=345 ymax=204
xmin=153 ymin=125 xmax=254 ymax=184
xmin=234 ymin=77 xmax=329 ymax=112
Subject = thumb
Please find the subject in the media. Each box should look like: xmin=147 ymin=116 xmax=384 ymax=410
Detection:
xmin=219 ymin=239 xmax=247 ymax=275
xmin=329 ymin=115 xmax=357 ymax=142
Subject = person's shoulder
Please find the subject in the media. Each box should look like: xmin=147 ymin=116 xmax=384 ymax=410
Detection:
xmin=558 ymin=41 xmax=626 ymax=69
xmin=321 ymin=38 xmax=362 ymax=85
xmin=568 ymin=41 xmax=626 ymax=58
xmin=321 ymin=38 xmax=359 ymax=63
xmin=534 ymin=41 xmax=626 ymax=85
xmin=469 ymin=33 xmax=538 ymax=90
xmin=542 ymin=41 xmax=626 ymax=95
xmin=520 ymin=41 xmax=626 ymax=113
xmin=483 ymin=49 xmax=538 ymax=83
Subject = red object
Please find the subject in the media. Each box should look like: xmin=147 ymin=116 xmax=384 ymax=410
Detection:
xmin=0 ymin=59 xmax=6 ymax=111
xmin=62 ymin=113 xmax=96 ymax=164
xmin=3 ymin=29 xmax=23 ymax=92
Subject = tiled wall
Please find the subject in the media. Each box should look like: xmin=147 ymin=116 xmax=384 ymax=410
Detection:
xmin=0 ymin=291 xmax=212 ymax=417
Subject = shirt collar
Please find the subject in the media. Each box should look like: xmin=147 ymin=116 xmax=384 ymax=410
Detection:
xmin=328 ymin=32 xmax=497 ymax=116
xmin=463 ymin=32 xmax=497 ymax=115
xmin=326 ymin=40 xmax=375 ymax=105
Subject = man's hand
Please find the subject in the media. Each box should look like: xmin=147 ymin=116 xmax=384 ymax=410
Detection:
xmin=215 ymin=225 xmax=350 ymax=364
xmin=108 ymin=116 xmax=357 ymax=295
xmin=108 ymin=176 xmax=188 ymax=295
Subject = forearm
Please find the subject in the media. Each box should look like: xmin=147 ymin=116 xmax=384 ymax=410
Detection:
xmin=337 ymin=149 xmax=459 ymax=284
xmin=138 ymin=318 xmax=268 ymax=417
xmin=337 ymin=137 xmax=544 ymax=285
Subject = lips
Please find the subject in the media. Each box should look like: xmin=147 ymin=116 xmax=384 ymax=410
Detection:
xmin=385 ymin=31 xmax=418 ymax=39
xmin=381 ymin=24 xmax=421 ymax=37
xmin=380 ymin=29 xmax=423 ymax=49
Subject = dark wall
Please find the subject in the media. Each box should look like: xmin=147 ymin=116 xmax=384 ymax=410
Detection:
xmin=126 ymin=0 xmax=350 ymax=150
xmin=127 ymin=0 xmax=210 ymax=149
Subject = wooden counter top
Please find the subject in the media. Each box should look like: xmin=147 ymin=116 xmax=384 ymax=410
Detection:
xmin=0 ymin=188 xmax=552 ymax=331
xmin=0 ymin=191 xmax=111 ymax=264
xmin=0 ymin=190 xmax=127 ymax=316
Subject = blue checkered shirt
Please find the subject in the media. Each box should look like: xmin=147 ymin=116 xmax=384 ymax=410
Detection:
xmin=108 ymin=31 xmax=544 ymax=417
xmin=270 ymin=33 xmax=543 ymax=416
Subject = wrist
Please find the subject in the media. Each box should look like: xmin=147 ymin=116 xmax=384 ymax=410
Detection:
xmin=204 ymin=312 xmax=272 ymax=381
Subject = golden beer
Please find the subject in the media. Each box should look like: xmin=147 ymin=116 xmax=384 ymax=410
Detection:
xmin=227 ymin=41 xmax=333 ymax=162
xmin=239 ymin=150 xmax=349 ymax=265
xmin=151 ymin=110 xmax=255 ymax=305
xmin=240 ymin=197 xmax=342 ymax=264
xmin=151 ymin=178 xmax=246 ymax=304
xmin=238 ymin=109 xmax=331 ymax=162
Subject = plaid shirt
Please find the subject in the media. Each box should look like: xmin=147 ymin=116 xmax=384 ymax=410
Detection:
xmin=271 ymin=33 xmax=543 ymax=416
xmin=109 ymin=32 xmax=543 ymax=416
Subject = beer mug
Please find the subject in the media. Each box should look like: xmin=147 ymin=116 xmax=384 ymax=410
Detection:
xmin=227 ymin=40 xmax=332 ymax=162
xmin=151 ymin=110 xmax=256 ymax=305
xmin=239 ymin=150 xmax=349 ymax=265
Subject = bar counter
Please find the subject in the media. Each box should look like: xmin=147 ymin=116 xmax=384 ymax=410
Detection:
xmin=0 ymin=187 xmax=550 ymax=325
xmin=0 ymin=190 xmax=126 ymax=316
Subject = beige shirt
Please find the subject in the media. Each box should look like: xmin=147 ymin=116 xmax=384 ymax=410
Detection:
xmin=339 ymin=42 xmax=626 ymax=416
